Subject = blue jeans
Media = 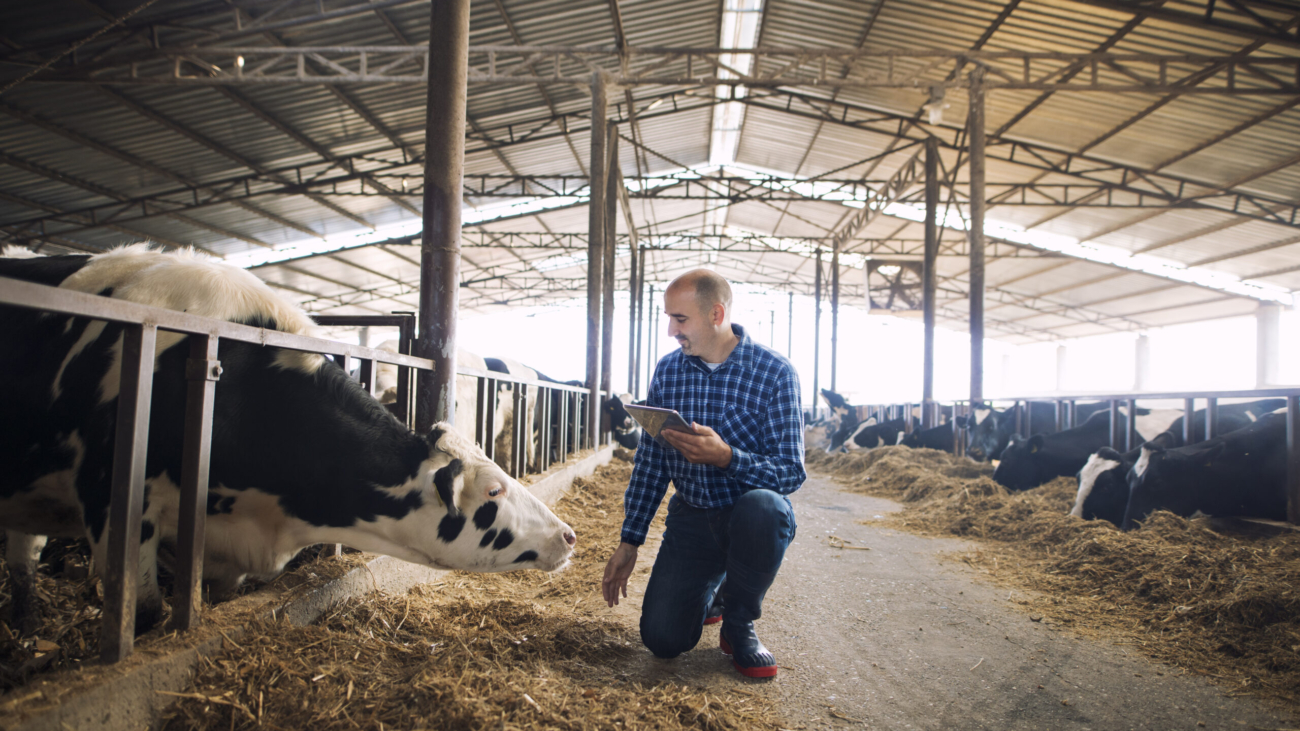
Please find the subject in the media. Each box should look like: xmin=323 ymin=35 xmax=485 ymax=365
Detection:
xmin=639 ymin=489 xmax=797 ymax=659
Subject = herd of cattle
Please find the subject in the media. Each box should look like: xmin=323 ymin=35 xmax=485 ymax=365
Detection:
xmin=809 ymin=388 xmax=1292 ymax=532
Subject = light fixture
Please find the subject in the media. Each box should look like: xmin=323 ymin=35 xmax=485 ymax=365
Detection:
xmin=236 ymin=55 xmax=245 ymax=68
xmin=877 ymin=264 xmax=901 ymax=276
xmin=921 ymin=84 xmax=948 ymax=126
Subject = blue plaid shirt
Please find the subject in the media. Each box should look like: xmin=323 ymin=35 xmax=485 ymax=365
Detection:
xmin=620 ymin=324 xmax=806 ymax=546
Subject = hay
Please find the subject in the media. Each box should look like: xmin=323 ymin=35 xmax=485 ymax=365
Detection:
xmin=0 ymin=537 xmax=101 ymax=691
xmin=160 ymin=460 xmax=783 ymax=730
xmin=814 ymin=447 xmax=1300 ymax=707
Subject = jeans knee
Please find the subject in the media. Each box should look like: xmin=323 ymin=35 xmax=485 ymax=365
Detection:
xmin=733 ymin=490 xmax=794 ymax=535
xmin=640 ymin=618 xmax=695 ymax=659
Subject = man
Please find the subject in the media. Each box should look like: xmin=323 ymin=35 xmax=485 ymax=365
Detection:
xmin=601 ymin=269 xmax=805 ymax=678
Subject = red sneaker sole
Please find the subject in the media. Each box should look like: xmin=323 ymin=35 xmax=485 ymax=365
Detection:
xmin=703 ymin=615 xmax=722 ymax=625
xmin=718 ymin=635 xmax=778 ymax=678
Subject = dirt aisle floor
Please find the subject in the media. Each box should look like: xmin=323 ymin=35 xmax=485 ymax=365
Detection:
xmin=612 ymin=472 xmax=1299 ymax=731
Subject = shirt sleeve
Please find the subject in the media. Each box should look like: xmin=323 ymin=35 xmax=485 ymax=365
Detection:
xmin=619 ymin=364 xmax=672 ymax=546
xmin=724 ymin=364 xmax=806 ymax=495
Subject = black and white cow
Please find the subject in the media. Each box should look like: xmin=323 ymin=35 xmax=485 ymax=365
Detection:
xmin=484 ymin=357 xmax=544 ymax=471
xmin=1121 ymin=412 xmax=1289 ymax=531
xmin=0 ymin=246 xmax=576 ymax=634
xmin=963 ymin=401 xmax=1110 ymax=462
xmin=993 ymin=407 xmax=1182 ymax=491
xmin=1070 ymin=400 xmax=1285 ymax=526
xmin=839 ymin=417 xmax=919 ymax=452
xmin=603 ymin=393 xmax=642 ymax=449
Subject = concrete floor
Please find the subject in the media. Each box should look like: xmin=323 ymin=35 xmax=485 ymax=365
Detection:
xmin=613 ymin=472 xmax=1297 ymax=731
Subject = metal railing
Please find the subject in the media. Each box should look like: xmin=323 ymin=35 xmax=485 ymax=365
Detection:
xmin=0 ymin=278 xmax=603 ymax=663
xmin=865 ymin=389 xmax=1300 ymax=520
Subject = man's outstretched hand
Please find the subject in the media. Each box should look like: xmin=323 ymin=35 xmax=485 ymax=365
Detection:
xmin=602 ymin=542 xmax=639 ymax=607
xmin=661 ymin=422 xmax=733 ymax=468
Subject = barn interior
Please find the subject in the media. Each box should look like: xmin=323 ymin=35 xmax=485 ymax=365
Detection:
xmin=3 ymin=0 xmax=1300 ymax=728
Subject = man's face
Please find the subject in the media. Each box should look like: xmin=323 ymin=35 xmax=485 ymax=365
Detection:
xmin=664 ymin=287 xmax=714 ymax=357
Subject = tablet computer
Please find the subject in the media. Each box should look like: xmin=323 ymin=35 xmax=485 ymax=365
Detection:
xmin=622 ymin=404 xmax=695 ymax=449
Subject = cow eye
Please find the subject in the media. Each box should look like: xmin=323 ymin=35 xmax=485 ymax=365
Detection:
xmin=487 ymin=484 xmax=505 ymax=498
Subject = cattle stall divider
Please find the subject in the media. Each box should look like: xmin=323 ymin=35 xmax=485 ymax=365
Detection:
xmin=871 ymin=389 xmax=1300 ymax=523
xmin=0 ymin=278 xmax=601 ymax=663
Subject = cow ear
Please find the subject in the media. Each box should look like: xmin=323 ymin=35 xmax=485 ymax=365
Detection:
xmin=954 ymin=416 xmax=968 ymax=428
xmin=1097 ymin=447 xmax=1122 ymax=461
xmin=433 ymin=458 xmax=464 ymax=518
xmin=1027 ymin=435 xmax=1044 ymax=453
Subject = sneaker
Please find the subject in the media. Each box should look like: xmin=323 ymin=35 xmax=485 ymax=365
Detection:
xmin=718 ymin=620 xmax=778 ymax=678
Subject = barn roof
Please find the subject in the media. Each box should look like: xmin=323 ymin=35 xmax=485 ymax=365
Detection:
xmin=1 ymin=0 xmax=1298 ymax=344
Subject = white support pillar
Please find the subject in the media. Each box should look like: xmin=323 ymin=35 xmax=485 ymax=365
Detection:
xmin=1134 ymin=334 xmax=1151 ymax=391
xmin=359 ymin=326 xmax=371 ymax=348
xmin=1055 ymin=344 xmax=1068 ymax=393
xmin=1258 ymin=303 xmax=1282 ymax=388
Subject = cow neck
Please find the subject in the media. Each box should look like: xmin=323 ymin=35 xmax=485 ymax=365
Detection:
xmin=206 ymin=340 xmax=431 ymax=528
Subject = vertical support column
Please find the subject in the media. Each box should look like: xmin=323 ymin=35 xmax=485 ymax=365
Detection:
xmin=1287 ymin=395 xmax=1299 ymax=524
xmin=626 ymin=168 xmax=639 ymax=396
xmin=1055 ymin=344 xmax=1067 ymax=393
xmin=644 ymin=284 xmax=655 ymax=392
xmin=967 ymin=67 xmax=987 ymax=406
xmin=602 ymin=124 xmax=618 ymax=426
xmin=922 ymin=136 xmax=939 ymax=430
xmin=1206 ymin=396 xmax=1219 ymax=440
xmin=787 ymin=292 xmax=794 ymax=358
xmin=812 ymin=250 xmax=823 ymax=419
xmin=1109 ymin=399 xmax=1120 ymax=449
xmin=415 ymin=0 xmax=469 ymax=432
xmin=173 ymin=334 xmax=219 ymax=632
xmin=1055 ymin=400 xmax=1064 ymax=432
xmin=1258 ymin=303 xmax=1282 ymax=388
xmin=634 ymin=254 xmax=645 ymax=399
xmin=1026 ymin=400 xmax=1033 ymax=436
xmin=102 ymin=323 xmax=157 ymax=663
xmin=1067 ymin=400 xmax=1076 ymax=429
xmin=830 ymin=239 xmax=840 ymax=392
xmin=1125 ymin=398 xmax=1137 ymax=451
xmin=1134 ymin=333 xmax=1151 ymax=391
xmin=1183 ymin=397 xmax=1197 ymax=445
xmin=586 ymin=71 xmax=608 ymax=450
xmin=1015 ymin=401 xmax=1024 ymax=436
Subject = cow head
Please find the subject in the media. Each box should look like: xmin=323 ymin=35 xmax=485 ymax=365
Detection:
xmin=964 ymin=406 xmax=1008 ymax=462
xmin=991 ymin=434 xmax=1045 ymax=491
xmin=1071 ymin=447 xmax=1130 ymax=526
xmin=603 ymin=394 xmax=641 ymax=449
xmin=1121 ymin=439 xmax=1225 ymax=531
xmin=375 ymin=425 xmax=576 ymax=572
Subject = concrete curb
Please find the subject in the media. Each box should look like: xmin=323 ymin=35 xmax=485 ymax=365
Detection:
xmin=3 ymin=444 xmax=616 ymax=731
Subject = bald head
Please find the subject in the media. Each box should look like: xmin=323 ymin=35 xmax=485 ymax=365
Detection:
xmin=667 ymin=269 xmax=733 ymax=319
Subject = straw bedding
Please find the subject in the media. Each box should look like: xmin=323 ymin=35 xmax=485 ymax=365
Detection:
xmin=812 ymin=445 xmax=1300 ymax=706
xmin=158 ymin=461 xmax=783 ymax=730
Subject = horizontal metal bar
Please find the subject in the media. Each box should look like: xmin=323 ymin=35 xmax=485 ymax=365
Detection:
xmin=983 ymin=388 xmax=1300 ymax=402
xmin=0 ymin=277 xmax=588 ymax=393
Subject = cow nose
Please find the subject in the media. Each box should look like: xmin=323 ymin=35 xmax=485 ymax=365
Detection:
xmin=563 ymin=531 xmax=577 ymax=547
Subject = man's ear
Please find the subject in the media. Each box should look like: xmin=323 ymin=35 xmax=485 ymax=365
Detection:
xmin=712 ymin=302 xmax=726 ymax=326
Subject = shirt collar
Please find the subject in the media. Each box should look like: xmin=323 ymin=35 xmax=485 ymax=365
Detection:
xmin=688 ymin=323 xmax=752 ymax=373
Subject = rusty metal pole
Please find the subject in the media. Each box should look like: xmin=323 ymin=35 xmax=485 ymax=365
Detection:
xmin=414 ymin=0 xmax=469 ymax=432
xmin=602 ymin=125 xmax=618 ymax=433
xmin=586 ymin=72 xmax=608 ymax=449
xmin=968 ymin=67 xmax=986 ymax=406
xmin=624 ymin=169 xmax=638 ymax=395
xmin=813 ymin=250 xmax=823 ymax=419
xmin=634 ymin=251 xmax=645 ymax=398
xmin=830 ymin=239 xmax=840 ymax=392
xmin=922 ymin=137 xmax=939 ymax=429
xmin=788 ymin=292 xmax=793 ymax=358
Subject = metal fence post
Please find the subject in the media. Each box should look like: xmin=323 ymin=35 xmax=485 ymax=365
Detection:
xmin=102 ymin=323 xmax=157 ymax=663
xmin=173 ymin=334 xmax=219 ymax=632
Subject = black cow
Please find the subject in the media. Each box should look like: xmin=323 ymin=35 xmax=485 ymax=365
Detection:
xmin=1122 ymin=412 xmax=1289 ymax=531
xmin=994 ymin=407 xmax=1183 ymax=491
xmin=0 ymin=247 xmax=576 ymax=635
xmin=899 ymin=421 xmax=956 ymax=453
xmin=964 ymin=401 xmax=1111 ymax=462
xmin=1071 ymin=400 xmax=1285 ymax=525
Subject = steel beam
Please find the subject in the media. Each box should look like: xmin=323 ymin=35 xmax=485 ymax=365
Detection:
xmin=922 ymin=137 xmax=939 ymax=427
xmin=968 ymin=68 xmax=986 ymax=405
xmin=586 ymin=72 xmax=608 ymax=449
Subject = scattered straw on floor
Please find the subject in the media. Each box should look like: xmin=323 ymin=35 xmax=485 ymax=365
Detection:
xmin=160 ymin=461 xmax=783 ymax=730
xmin=813 ymin=446 xmax=1300 ymax=707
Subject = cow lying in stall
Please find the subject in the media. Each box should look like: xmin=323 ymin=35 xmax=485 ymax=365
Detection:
xmin=993 ymin=407 xmax=1183 ymax=491
xmin=1122 ymin=411 xmax=1290 ymax=530
xmin=1068 ymin=400 xmax=1285 ymax=527
xmin=0 ymin=246 xmax=577 ymax=636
